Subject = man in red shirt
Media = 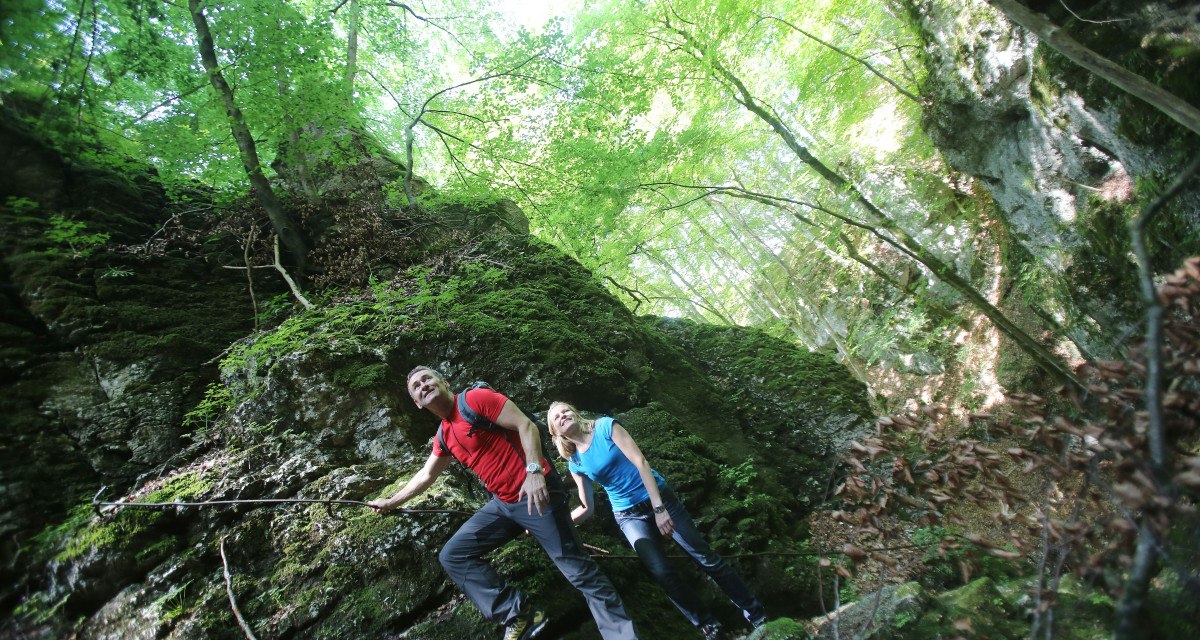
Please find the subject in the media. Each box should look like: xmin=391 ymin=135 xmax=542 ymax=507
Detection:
xmin=369 ymin=367 xmax=637 ymax=640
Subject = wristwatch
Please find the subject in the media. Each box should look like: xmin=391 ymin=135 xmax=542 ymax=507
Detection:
xmin=525 ymin=462 xmax=543 ymax=475
xmin=653 ymin=505 xmax=667 ymax=514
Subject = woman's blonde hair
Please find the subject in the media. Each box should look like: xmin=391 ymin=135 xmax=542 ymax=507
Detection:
xmin=547 ymin=401 xmax=593 ymax=460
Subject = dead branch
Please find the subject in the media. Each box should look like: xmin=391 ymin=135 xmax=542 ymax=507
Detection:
xmin=220 ymin=538 xmax=258 ymax=640
xmin=274 ymin=236 xmax=314 ymax=310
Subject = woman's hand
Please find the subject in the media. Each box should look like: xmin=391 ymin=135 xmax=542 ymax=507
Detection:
xmin=655 ymin=509 xmax=675 ymax=537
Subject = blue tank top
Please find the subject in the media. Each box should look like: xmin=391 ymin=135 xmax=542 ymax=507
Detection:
xmin=568 ymin=417 xmax=665 ymax=511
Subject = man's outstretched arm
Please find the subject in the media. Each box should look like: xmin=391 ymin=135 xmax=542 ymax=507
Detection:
xmin=368 ymin=452 xmax=453 ymax=514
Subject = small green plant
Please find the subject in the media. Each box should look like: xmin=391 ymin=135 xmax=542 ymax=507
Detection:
xmin=44 ymin=214 xmax=110 ymax=258
xmin=183 ymin=383 xmax=234 ymax=431
xmin=255 ymin=293 xmax=294 ymax=325
xmin=153 ymin=580 xmax=193 ymax=623
xmin=99 ymin=266 xmax=134 ymax=279
xmin=5 ymin=196 xmax=39 ymax=214
xmin=718 ymin=460 xmax=758 ymax=491
xmin=13 ymin=591 xmax=70 ymax=626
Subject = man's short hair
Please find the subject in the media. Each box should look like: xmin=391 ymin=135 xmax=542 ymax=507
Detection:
xmin=407 ymin=365 xmax=444 ymax=381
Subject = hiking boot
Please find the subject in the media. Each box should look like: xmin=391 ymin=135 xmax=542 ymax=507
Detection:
xmin=700 ymin=622 xmax=722 ymax=640
xmin=503 ymin=607 xmax=548 ymax=640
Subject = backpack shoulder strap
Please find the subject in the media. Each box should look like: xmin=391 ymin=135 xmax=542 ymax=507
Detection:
xmin=435 ymin=425 xmax=459 ymax=464
xmin=457 ymin=390 xmax=483 ymax=429
xmin=458 ymin=381 xmax=497 ymax=437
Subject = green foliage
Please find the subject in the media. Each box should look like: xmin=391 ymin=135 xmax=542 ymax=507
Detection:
xmin=152 ymin=579 xmax=193 ymax=623
xmin=183 ymin=382 xmax=234 ymax=430
xmin=718 ymin=460 xmax=757 ymax=491
xmin=98 ymin=266 xmax=134 ymax=279
xmin=5 ymin=196 xmax=39 ymax=215
xmin=12 ymin=592 xmax=74 ymax=629
xmin=43 ymin=215 xmax=110 ymax=258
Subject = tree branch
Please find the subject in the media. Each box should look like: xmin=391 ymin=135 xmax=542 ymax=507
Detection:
xmin=757 ymin=15 xmax=920 ymax=103
xmin=274 ymin=236 xmax=314 ymax=310
xmin=220 ymin=538 xmax=258 ymax=640
xmin=1129 ymin=152 xmax=1200 ymax=480
xmin=987 ymin=0 xmax=1200 ymax=137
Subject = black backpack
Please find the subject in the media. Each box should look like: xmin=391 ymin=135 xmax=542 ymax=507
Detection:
xmin=436 ymin=381 xmax=557 ymax=474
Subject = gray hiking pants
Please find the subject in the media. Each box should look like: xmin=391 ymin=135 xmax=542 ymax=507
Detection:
xmin=438 ymin=472 xmax=638 ymax=639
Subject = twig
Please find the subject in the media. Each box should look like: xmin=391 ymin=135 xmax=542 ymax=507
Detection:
xmin=220 ymin=538 xmax=259 ymax=640
xmin=1057 ymin=0 xmax=1130 ymax=24
xmin=243 ymin=224 xmax=259 ymax=329
xmin=1129 ymin=153 xmax=1200 ymax=480
xmin=129 ymin=79 xmax=214 ymax=124
xmin=756 ymin=15 xmax=920 ymax=102
xmin=582 ymin=542 xmax=611 ymax=555
xmin=1117 ymin=152 xmax=1200 ymax=639
xmin=273 ymin=235 xmax=314 ymax=310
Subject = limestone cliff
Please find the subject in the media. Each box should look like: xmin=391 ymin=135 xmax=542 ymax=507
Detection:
xmin=0 ymin=106 xmax=872 ymax=639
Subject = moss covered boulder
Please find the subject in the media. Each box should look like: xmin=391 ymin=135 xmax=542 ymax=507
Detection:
xmin=7 ymin=226 xmax=872 ymax=638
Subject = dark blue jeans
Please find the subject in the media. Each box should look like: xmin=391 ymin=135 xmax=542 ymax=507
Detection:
xmin=613 ymin=486 xmax=767 ymax=629
xmin=439 ymin=472 xmax=638 ymax=639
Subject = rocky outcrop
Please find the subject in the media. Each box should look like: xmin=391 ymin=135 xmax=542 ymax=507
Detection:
xmin=911 ymin=0 xmax=1200 ymax=360
xmin=0 ymin=102 xmax=255 ymax=618
xmin=1 ymin=112 xmax=872 ymax=638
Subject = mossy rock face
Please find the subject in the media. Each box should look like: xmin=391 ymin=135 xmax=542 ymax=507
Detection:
xmin=808 ymin=582 xmax=930 ymax=640
xmin=911 ymin=0 xmax=1200 ymax=367
xmin=2 ymin=110 xmax=872 ymax=636
xmin=906 ymin=577 xmax=1026 ymax=639
xmin=5 ymin=227 xmax=869 ymax=638
xmin=0 ymin=112 xmax=254 ymax=616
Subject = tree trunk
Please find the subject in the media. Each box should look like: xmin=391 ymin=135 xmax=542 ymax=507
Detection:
xmin=712 ymin=200 xmax=871 ymax=383
xmin=344 ymin=0 xmax=359 ymax=103
xmin=188 ymin=0 xmax=309 ymax=272
xmin=637 ymin=246 xmax=737 ymax=325
xmin=274 ymin=71 xmax=320 ymax=204
xmin=668 ymin=19 xmax=1078 ymax=387
xmin=986 ymin=0 xmax=1200 ymax=138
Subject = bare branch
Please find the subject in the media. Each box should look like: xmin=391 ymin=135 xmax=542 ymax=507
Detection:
xmin=273 ymin=236 xmax=315 ymax=310
xmin=220 ymin=538 xmax=258 ymax=640
xmin=757 ymin=15 xmax=920 ymax=103
xmin=383 ymin=2 xmax=480 ymax=60
xmin=1129 ymin=152 xmax=1200 ymax=478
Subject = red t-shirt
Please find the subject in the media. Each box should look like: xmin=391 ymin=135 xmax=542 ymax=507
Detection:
xmin=432 ymin=387 xmax=551 ymax=503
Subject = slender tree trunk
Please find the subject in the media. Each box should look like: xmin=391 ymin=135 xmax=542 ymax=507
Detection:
xmin=710 ymin=203 xmax=827 ymax=349
xmin=638 ymin=247 xmax=736 ymax=325
xmin=690 ymin=206 xmax=816 ymax=339
xmin=667 ymin=19 xmax=1077 ymax=387
xmin=344 ymin=0 xmax=359 ymax=103
xmin=1113 ymin=154 xmax=1200 ymax=639
xmin=188 ymin=0 xmax=309 ymax=272
xmin=713 ymin=200 xmax=871 ymax=382
xmin=274 ymin=69 xmax=319 ymax=204
xmin=986 ymin=0 xmax=1200 ymax=138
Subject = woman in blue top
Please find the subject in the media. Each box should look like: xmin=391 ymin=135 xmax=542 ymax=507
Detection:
xmin=547 ymin=401 xmax=767 ymax=639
